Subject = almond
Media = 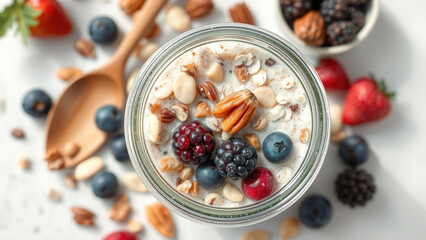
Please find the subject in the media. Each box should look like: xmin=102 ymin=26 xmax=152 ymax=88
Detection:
xmin=330 ymin=105 xmax=343 ymax=134
xmin=158 ymin=108 xmax=176 ymax=123
xmin=173 ymin=72 xmax=197 ymax=104
xmin=109 ymin=194 xmax=132 ymax=222
xmin=120 ymin=0 xmax=145 ymax=15
xmin=75 ymin=38 xmax=95 ymax=58
xmin=185 ymin=0 xmax=214 ymax=19
xmin=57 ymin=67 xmax=83 ymax=81
xmin=229 ymin=3 xmax=255 ymax=25
xmin=171 ymin=103 xmax=189 ymax=121
xmin=198 ymin=81 xmax=218 ymax=102
xmin=74 ymin=156 xmax=104 ymax=180
xmin=146 ymin=202 xmax=175 ymax=238
xmin=279 ymin=217 xmax=299 ymax=239
xmin=166 ymin=4 xmax=191 ymax=32
xmin=206 ymin=62 xmax=224 ymax=83
xmin=195 ymin=101 xmax=212 ymax=117
xmin=253 ymin=86 xmax=277 ymax=108
xmin=234 ymin=66 xmax=249 ymax=83
xmin=123 ymin=172 xmax=148 ymax=193
xmin=244 ymin=134 xmax=261 ymax=150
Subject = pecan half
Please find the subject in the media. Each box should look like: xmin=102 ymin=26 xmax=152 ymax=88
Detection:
xmin=198 ymin=81 xmax=218 ymax=101
xmin=146 ymin=202 xmax=175 ymax=238
xmin=75 ymin=38 xmax=95 ymax=58
xmin=213 ymin=89 xmax=258 ymax=134
xmin=229 ymin=3 xmax=255 ymax=25
xmin=109 ymin=194 xmax=132 ymax=222
xmin=185 ymin=0 xmax=214 ymax=19
xmin=71 ymin=207 xmax=95 ymax=226
xmin=158 ymin=108 xmax=176 ymax=123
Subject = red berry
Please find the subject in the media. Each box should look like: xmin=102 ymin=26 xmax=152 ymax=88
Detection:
xmin=181 ymin=149 xmax=193 ymax=161
xmin=195 ymin=125 xmax=207 ymax=134
xmin=190 ymin=131 xmax=202 ymax=144
xmin=174 ymin=148 xmax=182 ymax=157
xmin=203 ymin=133 xmax=214 ymax=144
xmin=178 ymin=136 xmax=190 ymax=149
xmin=205 ymin=143 xmax=215 ymax=153
xmin=173 ymin=131 xmax=180 ymax=141
xmin=179 ymin=124 xmax=191 ymax=135
xmin=104 ymin=231 xmax=137 ymax=240
xmin=190 ymin=121 xmax=201 ymax=128
xmin=194 ymin=144 xmax=206 ymax=156
xmin=241 ymin=167 xmax=275 ymax=201
xmin=184 ymin=127 xmax=196 ymax=137
xmin=316 ymin=58 xmax=350 ymax=90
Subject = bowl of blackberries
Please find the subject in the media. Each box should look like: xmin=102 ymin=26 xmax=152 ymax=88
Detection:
xmin=277 ymin=0 xmax=379 ymax=55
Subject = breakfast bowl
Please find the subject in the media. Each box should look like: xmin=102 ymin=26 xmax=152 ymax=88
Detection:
xmin=276 ymin=0 xmax=379 ymax=56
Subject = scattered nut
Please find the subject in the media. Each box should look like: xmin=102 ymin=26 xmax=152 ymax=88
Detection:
xmin=247 ymin=59 xmax=261 ymax=75
xmin=276 ymin=167 xmax=293 ymax=184
xmin=166 ymin=4 xmax=191 ymax=32
xmin=146 ymin=202 xmax=175 ymax=238
xmin=265 ymin=58 xmax=276 ymax=67
xmin=295 ymin=91 xmax=306 ymax=104
xmin=299 ymin=127 xmax=310 ymax=144
xmin=44 ymin=148 xmax=61 ymax=162
xmin=206 ymin=62 xmax=224 ymax=83
xmin=48 ymin=158 xmax=65 ymax=171
xmin=244 ymin=134 xmax=261 ymax=150
xmin=17 ymin=153 xmax=30 ymax=169
xmin=229 ymin=2 xmax=255 ymax=25
xmin=127 ymin=220 xmax=144 ymax=234
xmin=223 ymin=182 xmax=244 ymax=202
xmin=330 ymin=105 xmax=343 ymax=134
xmin=251 ymin=115 xmax=268 ymax=131
xmin=46 ymin=187 xmax=61 ymax=202
xmin=252 ymin=69 xmax=267 ymax=86
xmin=241 ymin=229 xmax=269 ymax=240
xmin=180 ymin=62 xmax=197 ymax=77
xmin=203 ymin=193 xmax=224 ymax=206
xmin=173 ymin=72 xmax=197 ymax=104
xmin=158 ymin=108 xmax=176 ymax=123
xmin=127 ymin=69 xmax=139 ymax=93
xmin=146 ymin=114 xmax=162 ymax=143
xmin=205 ymin=117 xmax=221 ymax=132
xmin=283 ymin=77 xmax=296 ymax=89
xmin=71 ymin=207 xmax=95 ymax=226
xmin=120 ymin=0 xmax=145 ymax=15
xmin=233 ymin=54 xmax=248 ymax=66
xmin=195 ymin=101 xmax=212 ymax=117
xmin=171 ymin=103 xmax=189 ymax=121
xmin=65 ymin=173 xmax=78 ymax=189
xmin=123 ymin=172 xmax=148 ymax=193
xmin=269 ymin=105 xmax=285 ymax=122
xmin=154 ymin=80 xmax=173 ymax=99
xmin=331 ymin=131 xmax=346 ymax=143
xmin=75 ymin=38 xmax=95 ymax=58
xmin=11 ymin=128 xmax=24 ymax=139
xmin=64 ymin=141 xmax=80 ymax=157
xmin=178 ymin=180 xmax=199 ymax=196
xmin=253 ymin=86 xmax=277 ymax=108
xmin=279 ymin=217 xmax=299 ymax=239
xmin=234 ymin=66 xmax=249 ymax=82
xmin=276 ymin=95 xmax=290 ymax=105
xmin=294 ymin=10 xmax=326 ymax=46
xmin=74 ymin=156 xmax=104 ymax=180
xmin=110 ymin=194 xmax=132 ymax=222
xmin=185 ymin=0 xmax=214 ymax=19
xmin=159 ymin=156 xmax=184 ymax=172
xmin=221 ymin=85 xmax=234 ymax=97
xmin=198 ymin=81 xmax=218 ymax=102
xmin=149 ymin=103 xmax=162 ymax=113
xmin=179 ymin=167 xmax=194 ymax=182
xmin=244 ymin=53 xmax=255 ymax=66
xmin=57 ymin=67 xmax=83 ymax=81
xmin=222 ymin=131 xmax=233 ymax=141
xmin=134 ymin=42 xmax=159 ymax=61
xmin=189 ymin=181 xmax=199 ymax=196
xmin=282 ymin=108 xmax=293 ymax=122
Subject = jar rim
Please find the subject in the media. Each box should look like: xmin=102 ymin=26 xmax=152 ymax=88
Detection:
xmin=125 ymin=23 xmax=330 ymax=227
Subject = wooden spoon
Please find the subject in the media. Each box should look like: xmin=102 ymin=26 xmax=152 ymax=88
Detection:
xmin=45 ymin=0 xmax=168 ymax=169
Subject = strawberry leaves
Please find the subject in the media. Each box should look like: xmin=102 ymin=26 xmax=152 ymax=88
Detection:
xmin=0 ymin=0 xmax=42 ymax=44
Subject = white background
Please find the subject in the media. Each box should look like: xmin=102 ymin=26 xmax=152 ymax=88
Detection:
xmin=1 ymin=0 xmax=425 ymax=239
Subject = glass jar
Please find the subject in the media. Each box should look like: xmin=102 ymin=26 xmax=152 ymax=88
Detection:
xmin=124 ymin=23 xmax=330 ymax=227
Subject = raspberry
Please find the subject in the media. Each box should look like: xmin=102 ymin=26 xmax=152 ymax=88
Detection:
xmin=172 ymin=121 xmax=215 ymax=165
xmin=214 ymin=138 xmax=257 ymax=180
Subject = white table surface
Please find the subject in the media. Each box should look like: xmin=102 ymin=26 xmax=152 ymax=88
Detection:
xmin=1 ymin=0 xmax=425 ymax=239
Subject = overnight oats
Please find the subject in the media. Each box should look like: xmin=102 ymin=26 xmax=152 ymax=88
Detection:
xmin=125 ymin=24 xmax=329 ymax=226
xmin=143 ymin=41 xmax=312 ymax=207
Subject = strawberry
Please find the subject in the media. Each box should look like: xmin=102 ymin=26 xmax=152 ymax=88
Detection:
xmin=316 ymin=58 xmax=351 ymax=90
xmin=343 ymin=75 xmax=395 ymax=125
xmin=0 ymin=0 xmax=72 ymax=43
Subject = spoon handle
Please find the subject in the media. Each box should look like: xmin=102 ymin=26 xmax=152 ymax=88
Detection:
xmin=110 ymin=0 xmax=168 ymax=67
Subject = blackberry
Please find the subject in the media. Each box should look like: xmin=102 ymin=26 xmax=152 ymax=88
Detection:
xmin=280 ymin=0 xmax=312 ymax=22
xmin=326 ymin=21 xmax=356 ymax=46
xmin=349 ymin=7 xmax=365 ymax=33
xmin=347 ymin=0 xmax=370 ymax=7
xmin=214 ymin=137 xmax=257 ymax=180
xmin=172 ymin=121 xmax=215 ymax=165
xmin=335 ymin=168 xmax=376 ymax=207
xmin=320 ymin=0 xmax=349 ymax=24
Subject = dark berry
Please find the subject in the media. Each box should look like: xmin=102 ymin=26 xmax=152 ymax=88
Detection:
xmin=338 ymin=135 xmax=369 ymax=166
xmin=348 ymin=7 xmax=365 ymax=32
xmin=195 ymin=162 xmax=225 ymax=190
xmin=262 ymin=132 xmax=294 ymax=164
xmin=91 ymin=171 xmax=119 ymax=198
xmin=347 ymin=0 xmax=370 ymax=7
xmin=89 ymin=16 xmax=118 ymax=44
xmin=181 ymin=149 xmax=192 ymax=162
xmin=214 ymin=137 xmax=257 ymax=180
xmin=178 ymin=136 xmax=190 ymax=149
xmin=22 ymin=89 xmax=52 ymax=117
xmin=242 ymin=167 xmax=275 ymax=201
xmin=190 ymin=121 xmax=201 ymax=128
xmin=194 ymin=144 xmax=206 ymax=156
xmin=173 ymin=131 xmax=180 ymax=141
xmin=95 ymin=105 xmax=122 ymax=133
xmin=299 ymin=195 xmax=332 ymax=228
xmin=179 ymin=124 xmax=191 ymax=135
xmin=190 ymin=131 xmax=202 ymax=144
xmin=335 ymin=168 xmax=376 ymax=207
xmin=320 ymin=0 xmax=349 ymax=24
xmin=110 ymin=134 xmax=129 ymax=162
xmin=280 ymin=0 xmax=312 ymax=22
xmin=184 ymin=127 xmax=196 ymax=137
xmin=326 ymin=21 xmax=356 ymax=46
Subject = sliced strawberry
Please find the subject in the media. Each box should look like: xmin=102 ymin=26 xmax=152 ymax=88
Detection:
xmin=316 ymin=58 xmax=351 ymax=90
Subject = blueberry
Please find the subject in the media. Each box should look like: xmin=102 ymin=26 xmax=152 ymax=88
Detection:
xmin=89 ymin=16 xmax=118 ymax=44
xmin=95 ymin=105 xmax=122 ymax=133
xmin=195 ymin=162 xmax=225 ymax=190
xmin=22 ymin=89 xmax=52 ymax=117
xmin=91 ymin=171 xmax=119 ymax=198
xmin=299 ymin=195 xmax=332 ymax=228
xmin=262 ymin=132 xmax=294 ymax=164
xmin=338 ymin=135 xmax=369 ymax=166
xmin=110 ymin=134 xmax=129 ymax=162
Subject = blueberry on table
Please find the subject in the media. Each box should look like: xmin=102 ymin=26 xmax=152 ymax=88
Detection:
xmin=22 ymin=89 xmax=52 ymax=117
xmin=262 ymin=132 xmax=294 ymax=164
xmin=338 ymin=135 xmax=369 ymax=166
xmin=195 ymin=162 xmax=225 ymax=190
xmin=91 ymin=171 xmax=119 ymax=198
xmin=89 ymin=16 xmax=118 ymax=44
xmin=95 ymin=105 xmax=122 ymax=133
xmin=241 ymin=167 xmax=275 ymax=201
xmin=299 ymin=195 xmax=332 ymax=228
xmin=110 ymin=134 xmax=129 ymax=162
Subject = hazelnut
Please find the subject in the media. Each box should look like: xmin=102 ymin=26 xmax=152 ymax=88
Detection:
xmin=293 ymin=11 xmax=325 ymax=46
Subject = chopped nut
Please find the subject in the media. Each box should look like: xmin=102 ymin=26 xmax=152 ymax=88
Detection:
xmin=71 ymin=207 xmax=95 ymax=226
xmin=146 ymin=114 xmax=162 ymax=143
xmin=120 ymin=0 xmax=145 ymax=15
xmin=331 ymin=131 xmax=347 ymax=143
xmin=295 ymin=91 xmax=306 ymax=104
xmin=279 ymin=217 xmax=299 ymax=239
xmin=251 ymin=115 xmax=268 ymax=131
xmin=234 ymin=66 xmax=249 ymax=83
xmin=233 ymin=54 xmax=248 ymax=66
xmin=223 ymin=182 xmax=244 ymax=202
xmin=276 ymin=167 xmax=293 ymax=184
xmin=244 ymin=53 xmax=255 ymax=66
xmin=75 ymin=38 xmax=95 ymax=58
xmin=171 ymin=103 xmax=189 ymax=121
xmin=179 ymin=167 xmax=194 ymax=182
xmin=177 ymin=180 xmax=199 ymax=196
xmin=299 ymin=127 xmax=310 ymax=144
xmin=241 ymin=230 xmax=269 ymax=240
xmin=127 ymin=220 xmax=144 ymax=234
xmin=229 ymin=2 xmax=255 ymax=25
xmin=221 ymin=131 xmax=233 ymax=141
xmin=158 ymin=108 xmax=176 ymax=123
xmin=123 ymin=172 xmax=148 ymax=193
xmin=294 ymin=10 xmax=326 ymax=46
xmin=189 ymin=181 xmax=199 ymax=196
xmin=11 ymin=128 xmax=24 ymax=139
xmin=180 ymin=62 xmax=197 ymax=77
xmin=173 ymin=72 xmax=197 ymax=104
xmin=159 ymin=156 xmax=184 ymax=172
xmin=185 ymin=0 xmax=214 ymax=19
xmin=269 ymin=105 xmax=285 ymax=122
xmin=126 ymin=69 xmax=139 ymax=93
xmin=45 ymin=148 xmax=61 ymax=162
xmin=265 ymin=58 xmax=276 ymax=67
xmin=283 ymin=108 xmax=293 ymax=122
xmin=65 ymin=173 xmax=78 ymax=189
xmin=149 ymin=103 xmax=162 ymax=113
xmin=244 ymin=134 xmax=261 ymax=150
xmin=203 ymin=193 xmax=224 ymax=206
xmin=205 ymin=117 xmax=221 ymax=132
xmin=283 ymin=77 xmax=296 ymax=89
xmin=46 ymin=187 xmax=61 ymax=202
xmin=247 ymin=59 xmax=261 ymax=75
xmin=74 ymin=156 xmax=104 ymax=180
xmin=110 ymin=194 xmax=132 ymax=222
xmin=330 ymin=105 xmax=343 ymax=134
xmin=57 ymin=67 xmax=82 ymax=82
xmin=276 ymin=95 xmax=290 ymax=105
xmin=195 ymin=101 xmax=212 ymax=117
xmin=48 ymin=158 xmax=65 ymax=171
xmin=253 ymin=86 xmax=277 ymax=108
xmin=64 ymin=141 xmax=80 ymax=157
xmin=17 ymin=153 xmax=30 ymax=169
xmin=154 ymin=80 xmax=173 ymax=99
xmin=221 ymin=85 xmax=234 ymax=97
xmin=166 ymin=4 xmax=191 ymax=32
xmin=206 ymin=62 xmax=224 ymax=83
xmin=198 ymin=81 xmax=218 ymax=102
xmin=146 ymin=202 xmax=175 ymax=238
xmin=134 ymin=42 xmax=159 ymax=61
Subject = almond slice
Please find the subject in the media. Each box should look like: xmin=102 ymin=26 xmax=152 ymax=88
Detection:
xmin=173 ymin=72 xmax=196 ymax=104
xmin=146 ymin=114 xmax=162 ymax=143
xmin=253 ymin=86 xmax=277 ymax=108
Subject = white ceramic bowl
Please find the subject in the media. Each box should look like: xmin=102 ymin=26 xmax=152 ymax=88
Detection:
xmin=276 ymin=0 xmax=379 ymax=56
